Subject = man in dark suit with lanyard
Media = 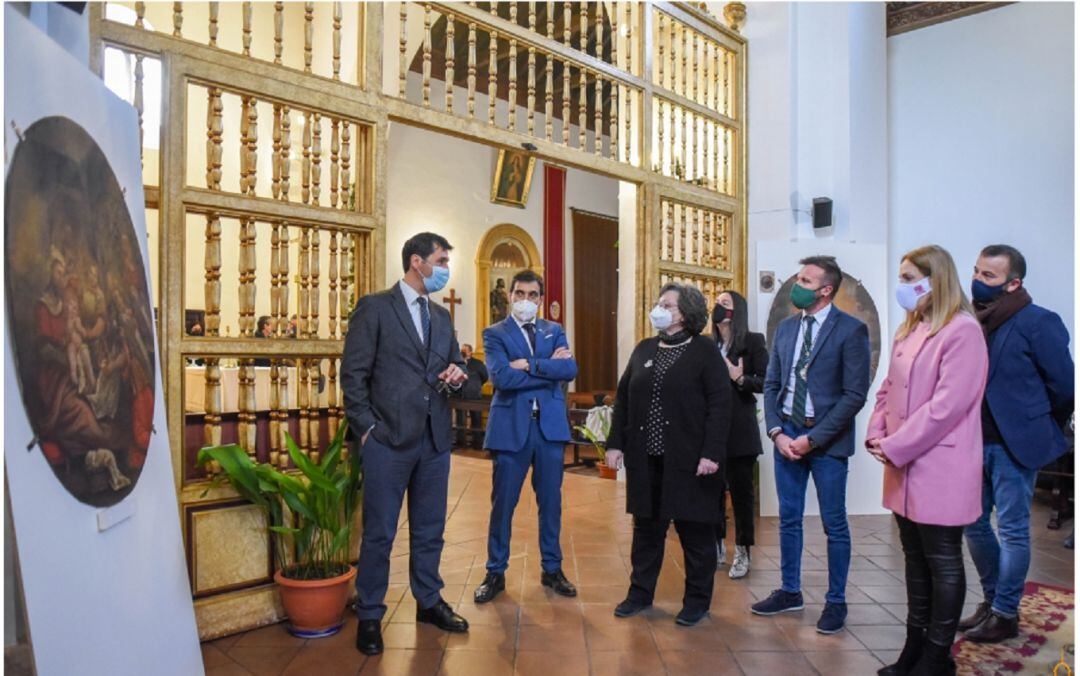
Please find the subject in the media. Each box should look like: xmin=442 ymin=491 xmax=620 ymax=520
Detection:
xmin=753 ymin=255 xmax=871 ymax=636
xmin=342 ymin=232 xmax=470 ymax=655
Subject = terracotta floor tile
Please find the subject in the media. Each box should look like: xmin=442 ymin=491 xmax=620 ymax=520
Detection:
xmin=230 ymin=623 xmax=306 ymax=649
xmin=777 ymin=623 xmax=868 ymax=651
xmin=659 ymin=649 xmax=743 ymax=675
xmin=513 ymin=650 xmax=589 ymax=676
xmin=226 ymin=645 xmax=303 ymax=676
xmin=518 ymin=601 xmax=585 ymax=627
xmin=205 ymin=661 xmax=255 ymax=676
xmin=437 ymin=649 xmax=515 ymax=676
xmin=588 ymin=645 xmax=665 ymax=676
xmin=733 ymin=650 xmax=817 ymax=675
xmin=358 ymin=649 xmax=443 ymax=676
xmin=846 ymin=624 xmax=909 ymax=650
xmin=379 ymin=623 xmax=450 ymax=650
xmin=649 ymin=623 xmax=727 ymax=652
xmin=714 ymin=618 xmax=796 ymax=652
xmin=443 ymin=623 xmax=517 ymax=652
xmin=804 ymin=649 xmax=884 ymax=673
xmin=281 ymin=646 xmax=366 ymax=676
xmin=202 ymin=644 xmax=236 ymax=670
xmin=516 ymin=624 xmax=587 ymax=653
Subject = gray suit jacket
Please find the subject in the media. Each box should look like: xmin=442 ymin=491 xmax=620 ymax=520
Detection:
xmin=342 ymin=283 xmax=464 ymax=453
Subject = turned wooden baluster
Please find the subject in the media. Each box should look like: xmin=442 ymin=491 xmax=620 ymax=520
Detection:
xmin=711 ymin=40 xmax=720 ymax=115
xmin=298 ymin=358 xmax=310 ymax=454
xmin=135 ymin=1 xmax=145 ymax=28
xmin=692 ymin=33 xmax=699 ymax=104
xmin=488 ymin=25 xmax=498 ymax=126
xmin=596 ymin=1 xmax=603 ymax=62
xmin=269 ymin=361 xmax=280 ymax=466
xmin=609 ymin=77 xmax=617 ymax=161
xmin=657 ymin=12 xmax=665 ymax=87
xmin=580 ymin=1 xmax=588 ymax=55
xmin=399 ymin=3 xmax=409 ymax=97
xmin=679 ymin=105 xmax=687 ymax=181
xmin=302 ymin=112 xmax=312 ymax=204
xmin=527 ymin=3 xmax=536 ymax=135
xmin=329 ymin=231 xmax=339 ymax=340
xmin=242 ymin=2 xmax=252 ymax=57
xmin=724 ymin=126 xmax=731 ymax=195
xmin=300 ymin=228 xmax=311 ymax=338
xmin=467 ymin=22 xmax=477 ymax=118
xmin=208 ymin=2 xmax=219 ymax=47
xmin=445 ymin=13 xmax=455 ymax=112
xmin=308 ymin=360 xmax=321 ymax=461
xmin=330 ymin=119 xmax=340 ymax=208
xmin=544 ymin=2 xmax=554 ymax=141
xmin=327 ymin=359 xmax=339 ymax=442
xmin=691 ymin=205 xmax=699 ymax=265
xmin=279 ymin=223 xmax=290 ymax=338
xmin=312 ymin=113 xmax=322 ymax=206
xmin=578 ymin=66 xmax=587 ymax=149
xmin=304 ymin=3 xmax=314 ymax=73
xmin=669 ymin=13 xmax=677 ymax=91
xmin=724 ymin=48 xmax=731 ymax=119
xmin=311 ymin=227 xmax=321 ymax=338
xmin=173 ymin=2 xmax=182 ymax=37
xmin=271 ymin=225 xmax=281 ymax=334
xmin=280 ymin=106 xmax=292 ymax=201
xmin=422 ymin=4 xmax=433 ymax=107
xmin=332 ymin=2 xmax=343 ymax=80
xmin=276 ymin=361 xmax=290 ymax=469
xmin=340 ymin=123 xmax=351 ymax=210
xmin=339 ymin=234 xmax=351 ymax=337
xmin=562 ymin=3 xmax=571 ymax=144
xmin=665 ymin=200 xmax=675 ymax=261
xmin=274 ymin=2 xmax=283 ymax=64
xmin=508 ymin=34 xmax=518 ymax=131
xmin=593 ymin=72 xmax=602 ymax=155
xmin=273 ymin=105 xmax=282 ymax=200
xmin=247 ymin=98 xmax=258 ymax=196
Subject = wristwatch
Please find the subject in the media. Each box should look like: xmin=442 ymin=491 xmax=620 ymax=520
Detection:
xmin=768 ymin=428 xmax=782 ymax=442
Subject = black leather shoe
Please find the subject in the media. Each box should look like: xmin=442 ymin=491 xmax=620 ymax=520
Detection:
xmin=474 ymin=572 xmax=505 ymax=604
xmin=540 ymin=569 xmax=577 ymax=597
xmin=675 ymin=607 xmax=708 ymax=627
xmin=613 ymin=598 xmax=651 ymax=618
xmin=416 ymin=599 xmax=469 ymax=633
xmin=964 ymin=611 xmax=1019 ymax=643
xmin=957 ymin=601 xmax=991 ymax=632
xmin=355 ymin=619 xmax=383 ymax=655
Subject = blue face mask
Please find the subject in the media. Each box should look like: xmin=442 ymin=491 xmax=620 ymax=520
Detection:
xmin=422 ymin=263 xmax=450 ymax=294
xmin=971 ymin=278 xmax=1006 ymax=304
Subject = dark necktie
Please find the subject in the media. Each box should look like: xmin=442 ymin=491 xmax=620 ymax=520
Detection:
xmin=523 ymin=322 xmax=537 ymax=353
xmin=417 ymin=297 xmax=431 ymax=346
xmin=791 ymin=315 xmax=816 ymax=421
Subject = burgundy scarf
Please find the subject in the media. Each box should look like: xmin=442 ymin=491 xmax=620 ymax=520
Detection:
xmin=975 ymin=287 xmax=1032 ymax=338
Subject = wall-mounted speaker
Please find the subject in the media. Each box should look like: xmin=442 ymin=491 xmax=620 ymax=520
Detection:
xmin=812 ymin=197 xmax=833 ymax=229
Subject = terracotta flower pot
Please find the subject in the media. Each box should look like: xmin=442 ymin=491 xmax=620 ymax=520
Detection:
xmin=597 ymin=464 xmax=618 ymax=480
xmin=274 ymin=565 xmax=357 ymax=638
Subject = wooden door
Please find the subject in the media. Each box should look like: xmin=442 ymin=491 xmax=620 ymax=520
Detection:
xmin=572 ymin=209 xmax=619 ymax=393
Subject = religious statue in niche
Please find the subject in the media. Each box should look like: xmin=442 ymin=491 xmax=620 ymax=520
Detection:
xmin=489 ymin=278 xmax=509 ymax=323
xmin=490 ymin=148 xmax=536 ymax=208
xmin=475 ymin=224 xmax=543 ymax=356
xmin=5 ymin=117 xmax=156 ymax=507
xmin=765 ymin=272 xmax=883 ymax=383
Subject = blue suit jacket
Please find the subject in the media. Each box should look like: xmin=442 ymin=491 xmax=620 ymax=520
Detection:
xmin=764 ymin=307 xmax=871 ymax=457
xmin=483 ymin=317 xmax=578 ymax=452
xmin=985 ymin=303 xmax=1074 ymax=470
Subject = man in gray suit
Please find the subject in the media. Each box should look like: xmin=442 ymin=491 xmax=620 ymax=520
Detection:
xmin=342 ymin=232 xmax=470 ymax=655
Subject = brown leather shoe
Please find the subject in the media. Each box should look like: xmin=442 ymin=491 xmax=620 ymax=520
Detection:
xmin=957 ymin=601 xmax=991 ymax=632
xmin=964 ymin=611 xmax=1019 ymax=643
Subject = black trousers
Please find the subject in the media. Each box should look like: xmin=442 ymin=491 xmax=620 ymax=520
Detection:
xmin=895 ymin=514 xmax=967 ymax=646
xmin=628 ymin=456 xmax=717 ymax=613
xmin=454 ymin=408 xmax=484 ymax=448
xmin=715 ymin=454 xmax=757 ymax=547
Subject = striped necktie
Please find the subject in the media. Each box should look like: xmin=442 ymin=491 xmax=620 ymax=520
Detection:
xmin=417 ymin=296 xmax=431 ymax=346
xmin=791 ymin=315 xmax=816 ymax=421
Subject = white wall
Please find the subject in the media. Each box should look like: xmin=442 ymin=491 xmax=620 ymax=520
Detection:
xmin=888 ymin=2 xmax=1075 ymax=343
xmin=385 ymin=123 xmax=619 ymax=354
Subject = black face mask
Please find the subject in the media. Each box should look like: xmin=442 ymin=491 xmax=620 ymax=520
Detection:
xmin=712 ymin=306 xmax=734 ymax=324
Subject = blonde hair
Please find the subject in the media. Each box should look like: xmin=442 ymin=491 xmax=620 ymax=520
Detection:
xmin=896 ymin=245 xmax=974 ymax=340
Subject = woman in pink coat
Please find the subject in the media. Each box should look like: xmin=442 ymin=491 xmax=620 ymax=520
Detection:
xmin=867 ymin=245 xmax=988 ymax=676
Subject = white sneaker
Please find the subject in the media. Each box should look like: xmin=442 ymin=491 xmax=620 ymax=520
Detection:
xmin=716 ymin=540 xmax=728 ymax=569
xmin=729 ymin=545 xmax=750 ymax=579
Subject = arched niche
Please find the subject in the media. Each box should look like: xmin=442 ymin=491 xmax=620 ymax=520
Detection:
xmin=475 ymin=224 xmax=543 ymax=358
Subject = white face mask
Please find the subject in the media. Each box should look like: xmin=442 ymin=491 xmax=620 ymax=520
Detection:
xmin=512 ymin=299 xmax=538 ymax=322
xmin=896 ymin=277 xmax=932 ymax=312
xmin=649 ymin=305 xmax=673 ymax=331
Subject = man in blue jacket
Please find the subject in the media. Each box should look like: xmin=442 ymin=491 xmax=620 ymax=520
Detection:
xmin=961 ymin=245 xmax=1074 ymax=643
xmin=474 ymin=270 xmax=579 ymax=603
xmin=752 ymin=256 xmax=871 ymax=635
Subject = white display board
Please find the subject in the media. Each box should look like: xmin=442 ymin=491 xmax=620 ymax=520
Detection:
xmin=3 ymin=8 xmax=203 ymax=675
xmin=755 ymin=241 xmax=891 ymax=517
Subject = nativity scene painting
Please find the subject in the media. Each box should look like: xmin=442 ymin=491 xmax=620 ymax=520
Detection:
xmin=5 ymin=116 xmax=156 ymax=507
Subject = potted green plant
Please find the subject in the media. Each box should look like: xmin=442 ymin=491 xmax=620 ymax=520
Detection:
xmin=575 ymin=404 xmax=616 ymax=479
xmin=197 ymin=421 xmax=362 ymax=638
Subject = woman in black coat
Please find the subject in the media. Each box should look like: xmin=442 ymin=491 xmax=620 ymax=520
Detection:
xmin=605 ymin=283 xmax=731 ymax=627
xmin=711 ymin=290 xmax=768 ymax=580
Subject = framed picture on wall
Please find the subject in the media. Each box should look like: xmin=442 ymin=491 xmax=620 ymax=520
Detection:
xmin=490 ymin=148 xmax=536 ymax=208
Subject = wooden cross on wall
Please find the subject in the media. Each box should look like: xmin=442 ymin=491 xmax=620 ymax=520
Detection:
xmin=442 ymin=288 xmax=462 ymax=327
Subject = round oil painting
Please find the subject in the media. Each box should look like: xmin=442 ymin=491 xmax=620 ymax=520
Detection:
xmin=5 ymin=116 xmax=155 ymax=507
xmin=766 ymin=273 xmax=882 ymax=384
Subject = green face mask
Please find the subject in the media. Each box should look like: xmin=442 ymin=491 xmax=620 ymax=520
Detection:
xmin=790 ymin=282 xmax=820 ymax=310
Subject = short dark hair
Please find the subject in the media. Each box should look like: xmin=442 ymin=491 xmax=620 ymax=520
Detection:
xmin=980 ymin=244 xmax=1026 ymax=281
xmin=510 ymin=269 xmax=544 ymax=296
xmin=401 ymin=232 xmax=453 ymax=273
xmin=257 ymin=315 xmax=272 ymax=333
xmin=799 ymin=255 xmax=843 ymax=297
xmin=659 ymin=282 xmax=709 ymax=335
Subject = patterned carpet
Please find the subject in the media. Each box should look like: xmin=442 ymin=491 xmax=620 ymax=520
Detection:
xmin=953 ymin=582 xmax=1074 ymax=675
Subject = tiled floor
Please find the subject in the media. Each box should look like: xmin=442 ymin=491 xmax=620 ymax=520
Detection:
xmin=202 ymin=455 xmax=1075 ymax=675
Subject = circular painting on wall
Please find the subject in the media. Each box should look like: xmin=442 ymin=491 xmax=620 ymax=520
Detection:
xmin=766 ymin=273 xmax=883 ymax=384
xmin=5 ymin=116 xmax=156 ymax=507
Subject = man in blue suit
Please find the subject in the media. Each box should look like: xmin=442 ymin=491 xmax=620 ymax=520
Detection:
xmin=960 ymin=245 xmax=1074 ymax=643
xmin=752 ymin=256 xmax=871 ymax=635
xmin=474 ymin=270 xmax=579 ymax=603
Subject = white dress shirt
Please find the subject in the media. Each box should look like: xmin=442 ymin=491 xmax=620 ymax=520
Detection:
xmin=512 ymin=315 xmax=536 ymax=355
xmin=782 ymin=302 xmax=832 ymax=418
xmin=398 ymin=279 xmax=428 ymax=343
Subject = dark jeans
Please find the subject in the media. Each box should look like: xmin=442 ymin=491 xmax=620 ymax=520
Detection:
xmin=774 ymin=419 xmax=851 ymax=605
xmin=896 ymin=514 xmax=967 ymax=647
xmin=628 ymin=456 xmax=717 ymax=613
xmin=716 ymin=454 xmax=757 ymax=547
xmin=964 ymin=443 xmax=1038 ymax=617
xmin=355 ymin=420 xmax=449 ymax=621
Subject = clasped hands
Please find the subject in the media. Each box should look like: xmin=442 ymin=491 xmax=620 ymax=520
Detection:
xmin=774 ymin=433 xmax=813 ymax=461
xmin=508 ymin=346 xmax=573 ymax=371
xmin=603 ymin=450 xmax=719 ymax=476
xmin=864 ymin=438 xmax=892 ymax=465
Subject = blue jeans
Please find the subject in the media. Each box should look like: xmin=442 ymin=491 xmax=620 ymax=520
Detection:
xmin=774 ymin=420 xmax=851 ymax=605
xmin=486 ymin=419 xmax=565 ymax=574
xmin=963 ymin=443 xmax=1038 ymax=617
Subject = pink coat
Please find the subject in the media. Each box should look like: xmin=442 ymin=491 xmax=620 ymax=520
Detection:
xmin=867 ymin=313 xmax=988 ymax=526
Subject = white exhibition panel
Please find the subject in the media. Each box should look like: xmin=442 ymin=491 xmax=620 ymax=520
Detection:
xmin=755 ymin=241 xmax=891 ymax=518
xmin=4 ymin=8 xmax=203 ymax=675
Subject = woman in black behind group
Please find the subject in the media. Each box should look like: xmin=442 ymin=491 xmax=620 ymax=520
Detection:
xmin=712 ymin=290 xmax=768 ymax=579
xmin=604 ymin=283 xmax=731 ymax=627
